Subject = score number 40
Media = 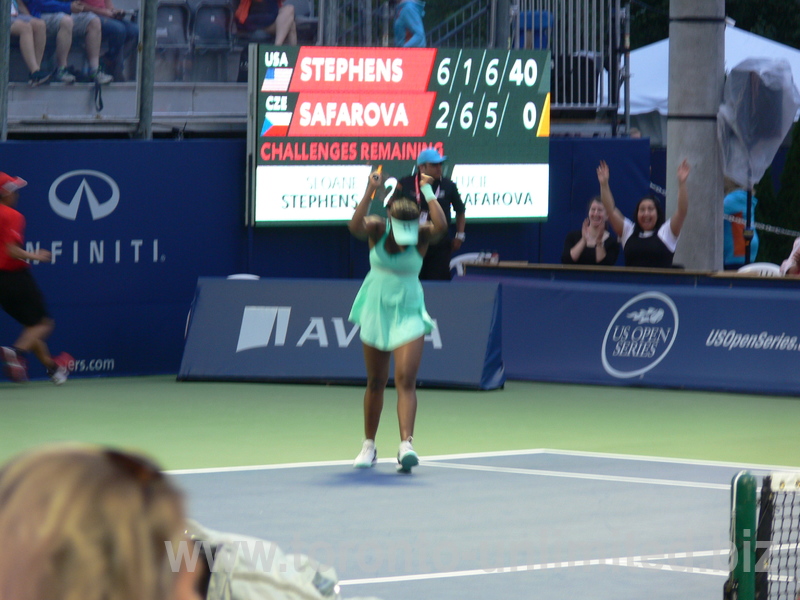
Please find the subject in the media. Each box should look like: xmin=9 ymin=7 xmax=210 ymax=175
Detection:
xmin=435 ymin=58 xmax=540 ymax=131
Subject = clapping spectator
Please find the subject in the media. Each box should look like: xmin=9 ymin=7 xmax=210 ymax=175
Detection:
xmin=19 ymin=0 xmax=113 ymax=84
xmin=10 ymin=0 xmax=51 ymax=85
xmin=562 ymin=197 xmax=620 ymax=266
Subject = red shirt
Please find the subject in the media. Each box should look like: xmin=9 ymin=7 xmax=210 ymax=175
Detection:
xmin=0 ymin=203 xmax=28 ymax=271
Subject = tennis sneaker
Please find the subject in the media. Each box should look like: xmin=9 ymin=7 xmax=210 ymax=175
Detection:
xmin=49 ymin=352 xmax=74 ymax=385
xmin=396 ymin=438 xmax=418 ymax=473
xmin=50 ymin=66 xmax=76 ymax=84
xmin=28 ymin=69 xmax=51 ymax=87
xmin=2 ymin=346 xmax=28 ymax=382
xmin=89 ymin=68 xmax=113 ymax=85
xmin=353 ymin=439 xmax=377 ymax=468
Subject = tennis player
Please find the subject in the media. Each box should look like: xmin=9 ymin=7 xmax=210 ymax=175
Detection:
xmin=348 ymin=169 xmax=447 ymax=473
xmin=0 ymin=172 xmax=73 ymax=384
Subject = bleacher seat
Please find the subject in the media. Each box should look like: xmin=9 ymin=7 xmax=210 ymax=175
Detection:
xmin=156 ymin=0 xmax=192 ymax=49
xmin=155 ymin=0 xmax=192 ymax=80
xmin=189 ymin=0 xmax=234 ymax=80
xmin=192 ymin=0 xmax=234 ymax=50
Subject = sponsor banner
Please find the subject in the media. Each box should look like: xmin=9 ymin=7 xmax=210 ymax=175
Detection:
xmin=179 ymin=278 xmax=505 ymax=389
xmin=0 ymin=140 xmax=245 ymax=379
xmin=499 ymin=278 xmax=800 ymax=395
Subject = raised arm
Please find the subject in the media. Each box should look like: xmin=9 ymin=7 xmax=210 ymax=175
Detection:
xmin=348 ymin=171 xmax=382 ymax=240
xmin=597 ymin=160 xmax=624 ymax=237
xmin=420 ymin=173 xmax=447 ymax=243
xmin=669 ymin=159 xmax=691 ymax=238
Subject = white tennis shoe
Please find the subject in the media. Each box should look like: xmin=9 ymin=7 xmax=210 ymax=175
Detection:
xmin=353 ymin=439 xmax=377 ymax=468
xmin=396 ymin=438 xmax=418 ymax=473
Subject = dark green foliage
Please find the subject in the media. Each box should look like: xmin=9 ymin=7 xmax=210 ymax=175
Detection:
xmin=755 ymin=122 xmax=800 ymax=264
xmin=629 ymin=0 xmax=800 ymax=50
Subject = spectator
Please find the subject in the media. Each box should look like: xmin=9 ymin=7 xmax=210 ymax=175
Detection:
xmin=0 ymin=172 xmax=73 ymax=384
xmin=723 ymin=177 xmax=759 ymax=269
xmin=398 ymin=147 xmax=466 ymax=280
xmin=10 ymin=0 xmax=51 ymax=86
xmin=562 ymin=196 xmax=620 ymax=266
xmin=234 ymin=0 xmax=297 ymax=46
xmin=779 ymin=237 xmax=800 ymax=276
xmin=19 ymin=0 xmax=113 ymax=84
xmin=0 ymin=444 xmax=199 ymax=600
xmin=598 ymin=159 xmax=691 ymax=269
xmin=81 ymin=0 xmax=138 ymax=82
xmin=391 ymin=0 xmax=425 ymax=48
xmin=348 ymin=169 xmax=447 ymax=473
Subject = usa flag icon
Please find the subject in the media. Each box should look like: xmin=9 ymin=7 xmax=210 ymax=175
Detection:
xmin=261 ymin=67 xmax=293 ymax=92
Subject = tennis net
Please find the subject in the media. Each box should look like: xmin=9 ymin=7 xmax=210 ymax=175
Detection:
xmin=725 ymin=471 xmax=800 ymax=600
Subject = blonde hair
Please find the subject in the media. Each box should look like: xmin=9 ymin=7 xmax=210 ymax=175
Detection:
xmin=0 ymin=444 xmax=185 ymax=600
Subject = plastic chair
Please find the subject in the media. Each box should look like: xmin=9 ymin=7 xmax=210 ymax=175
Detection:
xmin=190 ymin=0 xmax=234 ymax=81
xmin=736 ymin=262 xmax=781 ymax=276
xmin=449 ymin=252 xmax=484 ymax=277
xmin=192 ymin=0 xmax=234 ymax=50
xmin=155 ymin=0 xmax=192 ymax=80
xmin=156 ymin=0 xmax=192 ymax=49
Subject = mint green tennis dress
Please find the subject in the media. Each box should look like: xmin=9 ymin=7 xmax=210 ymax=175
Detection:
xmin=349 ymin=228 xmax=435 ymax=351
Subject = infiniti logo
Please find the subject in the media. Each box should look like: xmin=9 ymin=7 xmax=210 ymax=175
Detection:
xmin=49 ymin=170 xmax=120 ymax=220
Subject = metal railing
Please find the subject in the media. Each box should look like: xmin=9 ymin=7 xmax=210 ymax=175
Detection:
xmin=319 ymin=0 xmax=496 ymax=49
xmin=426 ymin=0 xmax=496 ymax=49
xmin=1 ymin=0 xmax=628 ymax=136
xmin=509 ymin=0 xmax=624 ymax=112
xmin=319 ymin=0 xmax=624 ymax=113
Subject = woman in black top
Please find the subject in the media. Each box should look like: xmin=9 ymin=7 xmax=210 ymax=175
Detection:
xmin=562 ymin=197 xmax=620 ymax=265
xmin=598 ymin=159 xmax=691 ymax=268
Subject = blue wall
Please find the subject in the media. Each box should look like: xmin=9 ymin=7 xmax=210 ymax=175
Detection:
xmin=0 ymin=137 xmax=649 ymax=378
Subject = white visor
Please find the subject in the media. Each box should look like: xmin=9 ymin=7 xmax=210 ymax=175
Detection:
xmin=390 ymin=217 xmax=419 ymax=245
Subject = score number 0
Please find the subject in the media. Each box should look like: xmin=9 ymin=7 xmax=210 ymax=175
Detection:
xmin=434 ymin=57 xmax=540 ymax=131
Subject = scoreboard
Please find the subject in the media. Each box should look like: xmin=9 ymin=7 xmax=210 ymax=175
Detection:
xmin=247 ymin=46 xmax=550 ymax=225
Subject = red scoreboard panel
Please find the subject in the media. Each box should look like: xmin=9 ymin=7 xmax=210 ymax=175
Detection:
xmin=248 ymin=46 xmax=550 ymax=225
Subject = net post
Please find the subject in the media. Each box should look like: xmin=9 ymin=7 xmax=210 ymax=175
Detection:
xmin=725 ymin=471 xmax=757 ymax=600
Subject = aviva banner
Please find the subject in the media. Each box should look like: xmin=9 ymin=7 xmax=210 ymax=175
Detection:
xmin=179 ymin=278 xmax=505 ymax=389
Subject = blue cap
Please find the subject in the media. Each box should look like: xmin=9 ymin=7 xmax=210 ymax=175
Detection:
xmin=416 ymin=148 xmax=447 ymax=166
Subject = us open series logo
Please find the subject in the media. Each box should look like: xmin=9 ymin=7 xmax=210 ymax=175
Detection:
xmin=601 ymin=292 xmax=679 ymax=378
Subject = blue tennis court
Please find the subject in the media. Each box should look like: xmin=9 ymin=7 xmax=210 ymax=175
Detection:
xmin=172 ymin=449 xmax=787 ymax=600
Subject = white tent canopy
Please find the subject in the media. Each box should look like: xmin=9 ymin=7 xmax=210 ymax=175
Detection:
xmin=627 ymin=24 xmax=800 ymax=116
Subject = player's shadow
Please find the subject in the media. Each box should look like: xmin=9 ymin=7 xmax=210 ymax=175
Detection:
xmin=322 ymin=464 xmax=429 ymax=487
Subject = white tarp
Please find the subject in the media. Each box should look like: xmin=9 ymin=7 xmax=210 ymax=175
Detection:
xmin=625 ymin=25 xmax=800 ymax=115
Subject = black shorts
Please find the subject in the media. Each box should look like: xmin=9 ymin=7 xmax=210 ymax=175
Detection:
xmin=0 ymin=269 xmax=50 ymax=327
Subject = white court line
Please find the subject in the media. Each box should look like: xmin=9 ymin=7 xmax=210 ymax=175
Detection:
xmin=421 ymin=461 xmax=731 ymax=490
xmin=338 ymin=549 xmax=731 ymax=586
xmin=166 ymin=450 xmax=552 ymax=475
xmin=167 ymin=448 xmax=799 ymax=476
xmin=538 ymin=449 xmax=800 ymax=472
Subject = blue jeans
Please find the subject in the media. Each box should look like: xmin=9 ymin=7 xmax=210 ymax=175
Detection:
xmin=99 ymin=15 xmax=138 ymax=76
